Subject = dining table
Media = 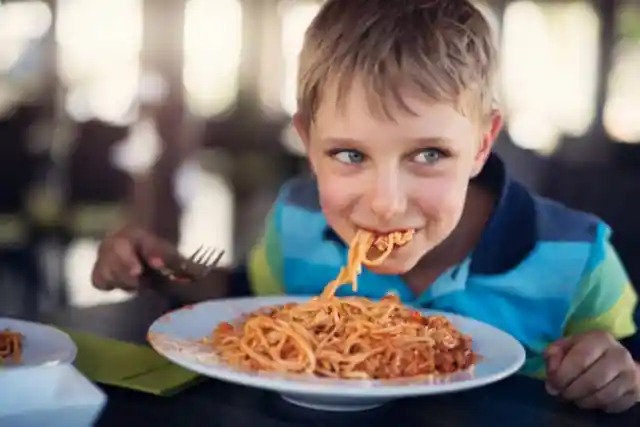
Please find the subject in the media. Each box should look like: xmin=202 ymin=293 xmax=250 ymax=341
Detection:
xmin=3 ymin=285 xmax=640 ymax=427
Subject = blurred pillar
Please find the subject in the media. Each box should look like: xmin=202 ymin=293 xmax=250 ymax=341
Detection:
xmin=137 ymin=0 xmax=188 ymax=244
xmin=594 ymin=0 xmax=617 ymax=133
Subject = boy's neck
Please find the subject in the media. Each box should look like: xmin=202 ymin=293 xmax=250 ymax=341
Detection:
xmin=402 ymin=182 xmax=497 ymax=295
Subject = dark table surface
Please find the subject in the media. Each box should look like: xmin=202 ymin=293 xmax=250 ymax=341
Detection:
xmin=7 ymin=291 xmax=640 ymax=427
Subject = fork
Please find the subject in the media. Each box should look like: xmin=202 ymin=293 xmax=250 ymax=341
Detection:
xmin=155 ymin=246 xmax=225 ymax=283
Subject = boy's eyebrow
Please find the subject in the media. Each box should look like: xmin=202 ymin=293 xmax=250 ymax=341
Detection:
xmin=319 ymin=136 xmax=457 ymax=146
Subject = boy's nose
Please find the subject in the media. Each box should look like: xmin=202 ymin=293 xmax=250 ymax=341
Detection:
xmin=370 ymin=176 xmax=407 ymax=222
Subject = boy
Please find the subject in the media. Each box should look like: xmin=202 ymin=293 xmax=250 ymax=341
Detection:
xmin=91 ymin=0 xmax=640 ymax=412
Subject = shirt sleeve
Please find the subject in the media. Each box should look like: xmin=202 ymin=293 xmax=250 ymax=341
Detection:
xmin=564 ymin=230 xmax=639 ymax=359
xmin=247 ymin=202 xmax=286 ymax=296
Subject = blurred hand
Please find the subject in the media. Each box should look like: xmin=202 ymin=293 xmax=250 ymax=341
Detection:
xmin=91 ymin=226 xmax=179 ymax=292
xmin=544 ymin=330 xmax=640 ymax=413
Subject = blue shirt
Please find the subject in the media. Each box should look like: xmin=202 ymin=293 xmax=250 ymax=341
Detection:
xmin=246 ymin=153 xmax=639 ymax=377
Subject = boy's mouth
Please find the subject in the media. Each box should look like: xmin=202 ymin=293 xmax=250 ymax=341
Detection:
xmin=360 ymin=227 xmax=416 ymax=236
xmin=362 ymin=228 xmax=417 ymax=259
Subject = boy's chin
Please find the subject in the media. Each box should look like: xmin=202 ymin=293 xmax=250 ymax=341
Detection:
xmin=365 ymin=259 xmax=416 ymax=275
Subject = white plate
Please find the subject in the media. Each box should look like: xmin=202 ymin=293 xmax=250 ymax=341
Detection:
xmin=0 ymin=318 xmax=77 ymax=368
xmin=148 ymin=296 xmax=526 ymax=411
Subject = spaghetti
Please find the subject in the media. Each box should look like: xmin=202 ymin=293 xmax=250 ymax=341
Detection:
xmin=0 ymin=328 xmax=23 ymax=363
xmin=211 ymin=229 xmax=476 ymax=379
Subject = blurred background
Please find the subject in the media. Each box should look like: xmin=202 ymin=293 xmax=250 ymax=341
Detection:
xmin=0 ymin=0 xmax=638 ymax=314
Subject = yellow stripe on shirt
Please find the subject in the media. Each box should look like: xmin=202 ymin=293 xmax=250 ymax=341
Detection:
xmin=565 ymin=281 xmax=638 ymax=339
xmin=248 ymin=238 xmax=284 ymax=296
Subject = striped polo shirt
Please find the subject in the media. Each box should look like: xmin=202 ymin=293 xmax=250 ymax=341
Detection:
xmin=246 ymin=153 xmax=639 ymax=376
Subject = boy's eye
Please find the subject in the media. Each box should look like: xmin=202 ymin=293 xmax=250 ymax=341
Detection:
xmin=332 ymin=150 xmax=365 ymax=164
xmin=412 ymin=149 xmax=445 ymax=165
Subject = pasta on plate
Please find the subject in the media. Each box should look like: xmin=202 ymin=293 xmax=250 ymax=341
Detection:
xmin=0 ymin=328 xmax=23 ymax=364
xmin=210 ymin=230 xmax=477 ymax=380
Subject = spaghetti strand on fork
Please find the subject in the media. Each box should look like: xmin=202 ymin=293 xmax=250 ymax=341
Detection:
xmin=210 ymin=229 xmax=476 ymax=379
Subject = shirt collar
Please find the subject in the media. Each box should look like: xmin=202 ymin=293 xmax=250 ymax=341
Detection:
xmin=323 ymin=152 xmax=537 ymax=276
xmin=468 ymin=152 xmax=537 ymax=275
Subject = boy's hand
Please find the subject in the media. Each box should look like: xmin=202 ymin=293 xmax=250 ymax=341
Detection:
xmin=543 ymin=331 xmax=640 ymax=413
xmin=91 ymin=226 xmax=179 ymax=292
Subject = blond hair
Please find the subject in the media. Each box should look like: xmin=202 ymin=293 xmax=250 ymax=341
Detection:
xmin=297 ymin=0 xmax=498 ymax=127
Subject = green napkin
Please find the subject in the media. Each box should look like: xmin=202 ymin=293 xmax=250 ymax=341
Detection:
xmin=63 ymin=329 xmax=202 ymax=396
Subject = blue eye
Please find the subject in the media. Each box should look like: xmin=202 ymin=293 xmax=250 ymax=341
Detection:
xmin=413 ymin=149 xmax=444 ymax=165
xmin=332 ymin=150 xmax=365 ymax=164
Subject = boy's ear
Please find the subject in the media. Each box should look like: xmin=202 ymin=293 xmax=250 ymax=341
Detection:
xmin=292 ymin=112 xmax=316 ymax=174
xmin=472 ymin=110 xmax=503 ymax=177
xmin=292 ymin=112 xmax=311 ymax=151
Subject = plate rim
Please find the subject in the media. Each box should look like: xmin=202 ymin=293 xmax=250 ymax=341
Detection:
xmin=0 ymin=317 xmax=78 ymax=369
xmin=148 ymin=296 xmax=527 ymax=397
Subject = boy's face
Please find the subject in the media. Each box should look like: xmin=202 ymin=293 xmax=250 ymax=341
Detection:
xmin=294 ymin=81 xmax=501 ymax=275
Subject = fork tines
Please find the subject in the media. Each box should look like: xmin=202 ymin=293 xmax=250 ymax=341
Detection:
xmin=189 ymin=245 xmax=224 ymax=267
